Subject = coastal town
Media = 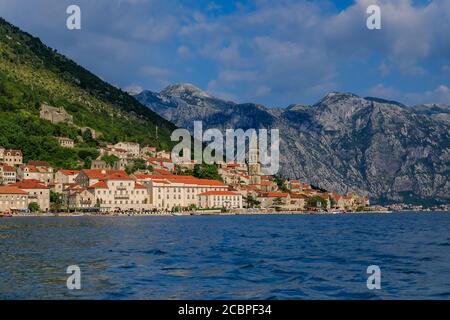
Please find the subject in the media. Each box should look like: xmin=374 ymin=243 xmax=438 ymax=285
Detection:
xmin=0 ymin=104 xmax=375 ymax=216
xmin=0 ymin=135 xmax=371 ymax=216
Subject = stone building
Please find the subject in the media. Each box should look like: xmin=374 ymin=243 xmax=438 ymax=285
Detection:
xmin=13 ymin=180 xmax=50 ymax=211
xmin=85 ymin=173 xmax=149 ymax=212
xmin=248 ymin=132 xmax=262 ymax=186
xmin=114 ymin=142 xmax=140 ymax=158
xmin=0 ymin=164 xmax=17 ymax=185
xmin=39 ymin=104 xmax=73 ymax=124
xmin=53 ymin=169 xmax=80 ymax=193
xmin=257 ymin=192 xmax=290 ymax=208
xmin=1 ymin=149 xmax=23 ymax=166
xmin=0 ymin=186 xmax=29 ymax=212
xmin=57 ymin=137 xmax=75 ymax=148
xmin=133 ymin=174 xmax=228 ymax=210
xmin=198 ymin=190 xmax=243 ymax=209
xmin=17 ymin=162 xmax=54 ymax=184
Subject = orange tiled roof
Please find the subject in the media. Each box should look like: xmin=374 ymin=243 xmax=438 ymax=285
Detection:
xmin=59 ymin=169 xmax=80 ymax=176
xmin=105 ymin=172 xmax=134 ymax=181
xmin=19 ymin=164 xmax=38 ymax=172
xmin=0 ymin=186 xmax=28 ymax=195
xmin=81 ymin=169 xmax=128 ymax=180
xmin=5 ymin=149 xmax=22 ymax=156
xmin=166 ymin=177 xmax=225 ymax=186
xmin=134 ymin=174 xmax=224 ymax=186
xmin=291 ymin=193 xmax=308 ymax=199
xmin=28 ymin=160 xmax=51 ymax=167
xmin=88 ymin=181 xmax=108 ymax=189
xmin=0 ymin=164 xmax=16 ymax=172
xmin=13 ymin=180 xmax=49 ymax=189
xmin=148 ymin=157 xmax=173 ymax=163
xmin=199 ymin=190 xmax=239 ymax=196
xmin=226 ymin=163 xmax=241 ymax=167
xmin=260 ymin=192 xmax=289 ymax=198
xmin=153 ymin=168 xmax=172 ymax=175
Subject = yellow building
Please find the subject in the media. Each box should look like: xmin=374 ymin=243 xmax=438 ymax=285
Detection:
xmin=198 ymin=191 xmax=243 ymax=209
xmin=17 ymin=163 xmax=54 ymax=184
xmin=134 ymin=174 xmax=228 ymax=210
xmin=57 ymin=137 xmax=75 ymax=148
xmin=0 ymin=164 xmax=17 ymax=185
xmin=85 ymin=173 xmax=149 ymax=212
xmin=13 ymin=180 xmax=50 ymax=211
xmin=0 ymin=186 xmax=29 ymax=212
xmin=2 ymin=149 xmax=23 ymax=166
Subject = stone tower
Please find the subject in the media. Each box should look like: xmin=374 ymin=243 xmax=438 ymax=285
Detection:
xmin=248 ymin=131 xmax=261 ymax=185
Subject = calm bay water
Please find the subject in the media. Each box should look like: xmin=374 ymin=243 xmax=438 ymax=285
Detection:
xmin=0 ymin=212 xmax=449 ymax=299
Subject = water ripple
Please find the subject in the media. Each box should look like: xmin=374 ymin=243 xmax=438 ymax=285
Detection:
xmin=0 ymin=212 xmax=449 ymax=299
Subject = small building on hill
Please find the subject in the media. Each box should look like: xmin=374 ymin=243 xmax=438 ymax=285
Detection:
xmin=57 ymin=137 xmax=74 ymax=148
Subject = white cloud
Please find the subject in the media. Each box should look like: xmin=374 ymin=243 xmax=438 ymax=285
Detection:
xmin=1 ymin=0 xmax=449 ymax=106
xmin=368 ymin=84 xmax=450 ymax=105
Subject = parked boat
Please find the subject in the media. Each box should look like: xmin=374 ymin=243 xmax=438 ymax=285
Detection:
xmin=0 ymin=213 xmax=13 ymax=218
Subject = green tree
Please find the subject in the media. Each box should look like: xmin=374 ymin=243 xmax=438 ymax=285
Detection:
xmin=28 ymin=202 xmax=40 ymax=212
xmin=193 ymin=163 xmax=222 ymax=181
xmin=244 ymin=195 xmax=261 ymax=208
xmin=101 ymin=154 xmax=119 ymax=167
xmin=307 ymin=195 xmax=328 ymax=209
xmin=273 ymin=197 xmax=284 ymax=206
xmin=274 ymin=176 xmax=289 ymax=192
xmin=50 ymin=191 xmax=63 ymax=210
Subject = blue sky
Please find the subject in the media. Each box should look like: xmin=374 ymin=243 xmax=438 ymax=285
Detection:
xmin=0 ymin=0 xmax=449 ymax=106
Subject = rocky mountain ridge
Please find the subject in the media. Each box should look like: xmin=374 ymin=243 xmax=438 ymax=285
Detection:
xmin=136 ymin=84 xmax=450 ymax=205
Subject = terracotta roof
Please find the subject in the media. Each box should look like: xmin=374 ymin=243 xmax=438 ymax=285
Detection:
xmin=133 ymin=174 xmax=224 ymax=186
xmin=198 ymin=191 xmax=240 ymax=196
xmin=59 ymin=169 xmax=80 ymax=176
xmin=5 ymin=150 xmax=22 ymax=156
xmin=105 ymin=172 xmax=134 ymax=181
xmin=88 ymin=181 xmax=108 ymax=189
xmin=134 ymin=183 xmax=147 ymax=189
xmin=63 ymin=183 xmax=78 ymax=190
xmin=28 ymin=160 xmax=51 ymax=167
xmin=153 ymin=168 xmax=172 ymax=175
xmin=134 ymin=174 xmax=194 ymax=180
xmin=166 ymin=178 xmax=225 ymax=186
xmin=13 ymin=180 xmax=49 ymax=189
xmin=81 ymin=169 xmax=128 ymax=180
xmin=148 ymin=157 xmax=173 ymax=163
xmin=332 ymin=193 xmax=343 ymax=201
xmin=19 ymin=165 xmax=38 ymax=172
xmin=0 ymin=164 xmax=16 ymax=172
xmin=0 ymin=186 xmax=28 ymax=195
xmin=291 ymin=193 xmax=308 ymax=199
xmin=226 ymin=163 xmax=241 ymax=167
xmin=260 ymin=192 xmax=289 ymax=198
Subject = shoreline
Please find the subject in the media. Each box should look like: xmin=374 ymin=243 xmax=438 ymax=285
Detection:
xmin=3 ymin=210 xmax=449 ymax=218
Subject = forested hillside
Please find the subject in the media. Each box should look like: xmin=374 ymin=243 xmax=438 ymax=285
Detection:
xmin=0 ymin=17 xmax=176 ymax=168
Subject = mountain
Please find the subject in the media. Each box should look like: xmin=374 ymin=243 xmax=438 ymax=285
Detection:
xmin=136 ymin=84 xmax=450 ymax=205
xmin=0 ymin=18 xmax=175 ymax=168
xmin=410 ymin=103 xmax=450 ymax=124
